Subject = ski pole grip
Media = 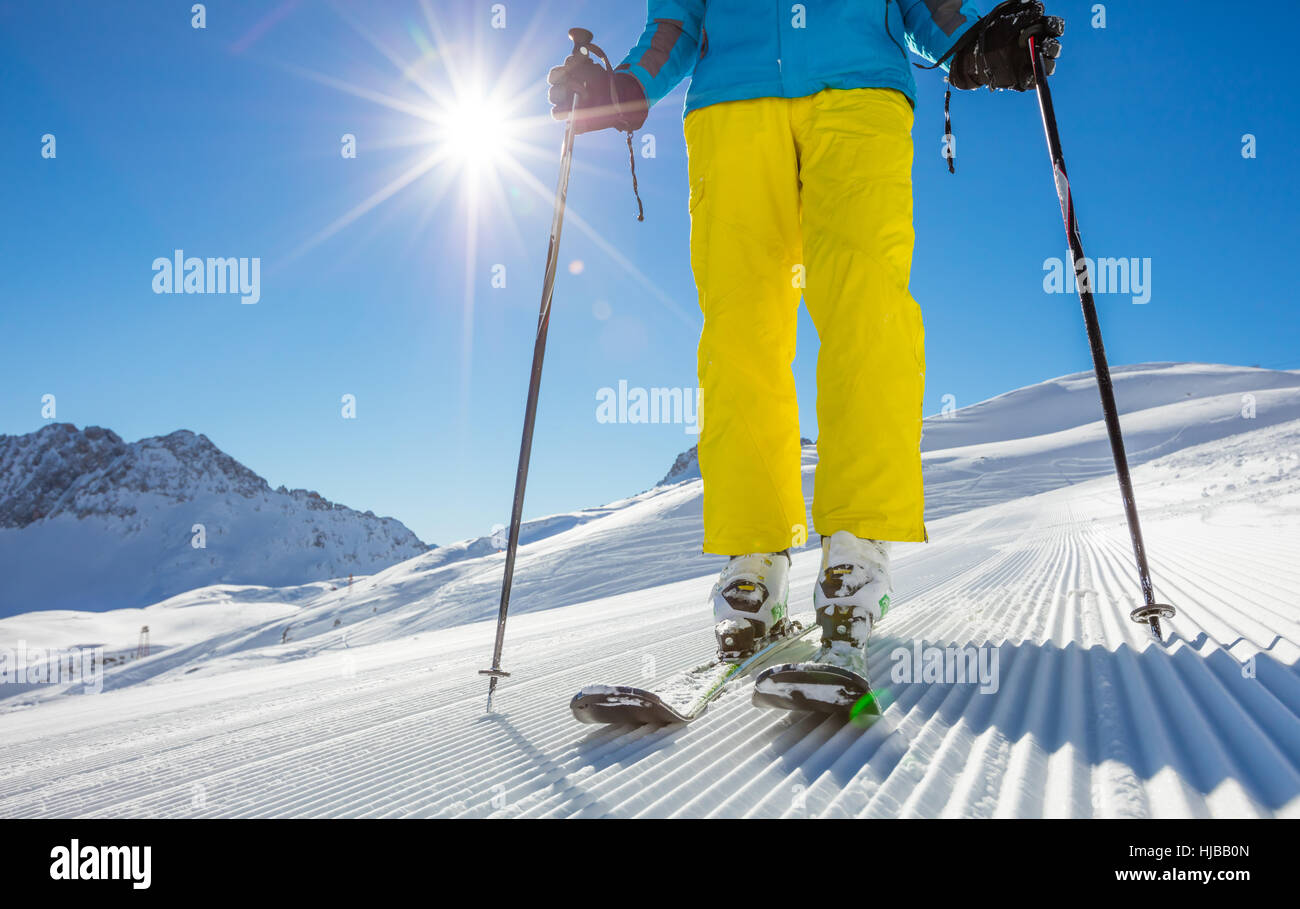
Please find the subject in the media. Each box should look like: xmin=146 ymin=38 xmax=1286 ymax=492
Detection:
xmin=1019 ymin=21 xmax=1045 ymax=46
xmin=569 ymin=27 xmax=593 ymax=52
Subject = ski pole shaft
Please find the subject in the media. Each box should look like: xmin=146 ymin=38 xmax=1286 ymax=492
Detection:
xmin=1027 ymin=36 xmax=1175 ymax=642
xmin=480 ymin=29 xmax=590 ymax=711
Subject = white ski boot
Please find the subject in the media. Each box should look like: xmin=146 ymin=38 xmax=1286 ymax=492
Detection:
xmin=811 ymin=531 xmax=893 ymax=677
xmin=711 ymin=551 xmax=791 ymax=661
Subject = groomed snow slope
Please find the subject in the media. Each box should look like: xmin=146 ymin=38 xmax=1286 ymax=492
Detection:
xmin=0 ymin=363 xmax=1297 ymax=818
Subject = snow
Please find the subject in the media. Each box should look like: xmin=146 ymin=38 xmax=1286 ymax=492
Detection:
xmin=0 ymin=362 xmax=1297 ymax=818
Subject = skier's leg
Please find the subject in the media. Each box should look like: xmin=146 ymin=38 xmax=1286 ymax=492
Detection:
xmin=685 ymin=98 xmax=805 ymax=555
xmin=795 ymin=88 xmax=927 ymax=544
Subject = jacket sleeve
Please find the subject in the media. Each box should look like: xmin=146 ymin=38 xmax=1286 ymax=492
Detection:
xmin=616 ymin=1 xmax=705 ymax=109
xmin=898 ymin=0 xmax=985 ymax=68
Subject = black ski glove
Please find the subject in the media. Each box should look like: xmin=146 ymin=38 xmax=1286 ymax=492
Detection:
xmin=547 ymin=52 xmax=648 ymax=134
xmin=950 ymin=0 xmax=1064 ymax=92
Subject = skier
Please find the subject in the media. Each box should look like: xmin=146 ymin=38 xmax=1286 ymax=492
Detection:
xmin=549 ymin=2 xmax=1063 ymax=686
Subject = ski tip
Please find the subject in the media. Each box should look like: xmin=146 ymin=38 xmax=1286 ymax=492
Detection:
xmin=569 ymin=686 xmax=691 ymax=726
xmin=752 ymin=663 xmax=880 ymax=721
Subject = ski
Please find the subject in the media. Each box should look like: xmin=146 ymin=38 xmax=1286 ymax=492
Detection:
xmin=752 ymin=658 xmax=883 ymax=720
xmin=570 ymin=614 xmax=821 ymax=725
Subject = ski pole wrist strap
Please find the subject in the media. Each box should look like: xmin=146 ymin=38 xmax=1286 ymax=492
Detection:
xmin=583 ymin=39 xmax=648 ymax=222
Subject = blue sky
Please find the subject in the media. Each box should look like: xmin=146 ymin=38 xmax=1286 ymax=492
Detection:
xmin=1 ymin=0 xmax=1296 ymax=546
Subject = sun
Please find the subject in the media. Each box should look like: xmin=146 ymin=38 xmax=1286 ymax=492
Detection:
xmin=438 ymin=93 xmax=518 ymax=172
xmin=279 ymin=3 xmax=692 ymax=323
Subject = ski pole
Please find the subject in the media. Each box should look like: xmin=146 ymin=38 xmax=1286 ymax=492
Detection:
xmin=479 ymin=27 xmax=593 ymax=711
xmin=1026 ymin=32 xmax=1176 ymax=642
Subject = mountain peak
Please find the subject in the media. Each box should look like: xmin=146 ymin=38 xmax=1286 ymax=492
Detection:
xmin=658 ymin=437 xmax=814 ymax=487
xmin=0 ymin=423 xmax=429 ymax=614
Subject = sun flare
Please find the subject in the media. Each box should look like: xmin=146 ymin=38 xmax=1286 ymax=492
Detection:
xmin=439 ymin=95 xmax=517 ymax=169
xmin=283 ymin=2 xmax=688 ymax=330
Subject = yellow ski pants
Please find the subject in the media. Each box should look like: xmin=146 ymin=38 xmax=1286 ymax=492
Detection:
xmin=685 ymin=88 xmax=927 ymax=554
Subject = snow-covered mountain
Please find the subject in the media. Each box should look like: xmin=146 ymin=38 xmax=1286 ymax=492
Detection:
xmin=1 ymin=362 xmax=1297 ymax=818
xmin=0 ymin=423 xmax=428 ymax=616
xmin=658 ymin=444 xmax=701 ymax=485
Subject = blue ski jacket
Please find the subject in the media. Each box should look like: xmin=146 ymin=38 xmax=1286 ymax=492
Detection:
xmin=617 ymin=0 xmax=986 ymax=116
